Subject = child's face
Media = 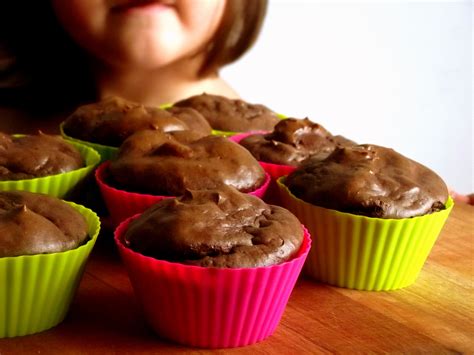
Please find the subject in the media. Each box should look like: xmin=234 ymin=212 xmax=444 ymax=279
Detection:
xmin=51 ymin=0 xmax=226 ymax=71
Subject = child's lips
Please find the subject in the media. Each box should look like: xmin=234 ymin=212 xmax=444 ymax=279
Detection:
xmin=111 ymin=0 xmax=176 ymax=13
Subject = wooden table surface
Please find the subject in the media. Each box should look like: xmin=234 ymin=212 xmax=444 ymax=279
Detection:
xmin=0 ymin=202 xmax=473 ymax=354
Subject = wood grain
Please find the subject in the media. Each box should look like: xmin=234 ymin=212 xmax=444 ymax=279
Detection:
xmin=0 ymin=203 xmax=472 ymax=354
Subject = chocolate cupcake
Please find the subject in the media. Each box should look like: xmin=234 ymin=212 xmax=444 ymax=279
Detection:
xmin=0 ymin=132 xmax=99 ymax=198
xmin=173 ymin=93 xmax=281 ymax=132
xmin=231 ymin=118 xmax=355 ymax=205
xmin=0 ymin=190 xmax=88 ymax=257
xmin=0 ymin=132 xmax=83 ymax=180
xmin=286 ymin=144 xmax=447 ymax=219
xmin=124 ymin=186 xmax=304 ymax=268
xmin=97 ymin=130 xmax=270 ymax=226
xmin=278 ymin=144 xmax=453 ymax=290
xmin=61 ymin=96 xmax=211 ymax=161
xmin=0 ymin=191 xmax=101 ymax=338
xmin=109 ymin=130 xmax=266 ymax=195
xmin=165 ymin=106 xmax=212 ymax=136
xmin=114 ymin=186 xmax=310 ymax=347
xmin=239 ymin=118 xmax=355 ymax=167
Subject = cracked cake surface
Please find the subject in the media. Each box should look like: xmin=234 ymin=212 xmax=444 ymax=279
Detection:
xmin=123 ymin=185 xmax=304 ymax=268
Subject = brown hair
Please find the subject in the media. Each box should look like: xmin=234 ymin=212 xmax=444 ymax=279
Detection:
xmin=200 ymin=0 xmax=268 ymax=76
xmin=0 ymin=0 xmax=268 ymax=113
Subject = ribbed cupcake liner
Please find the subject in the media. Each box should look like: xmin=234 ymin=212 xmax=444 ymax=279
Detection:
xmin=60 ymin=122 xmax=118 ymax=162
xmin=257 ymin=161 xmax=297 ymax=206
xmin=0 ymin=139 xmax=101 ymax=198
xmin=115 ymin=216 xmax=311 ymax=348
xmin=249 ymin=171 xmax=270 ymax=199
xmin=96 ymin=162 xmax=271 ymax=228
xmin=0 ymin=202 xmax=101 ymax=338
xmin=258 ymin=161 xmax=296 ymax=181
xmin=277 ymin=178 xmax=454 ymax=291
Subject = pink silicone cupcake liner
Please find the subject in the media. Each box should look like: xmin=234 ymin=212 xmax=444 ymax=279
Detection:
xmin=257 ymin=161 xmax=296 ymax=181
xmin=96 ymin=162 xmax=271 ymax=227
xmin=115 ymin=215 xmax=311 ymax=348
xmin=95 ymin=162 xmax=170 ymax=227
xmin=249 ymin=170 xmax=271 ymax=199
xmin=257 ymin=161 xmax=297 ymax=205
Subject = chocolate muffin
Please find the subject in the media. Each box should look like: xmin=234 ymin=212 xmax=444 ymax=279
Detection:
xmin=123 ymin=185 xmax=304 ymax=268
xmin=285 ymin=144 xmax=448 ymax=219
xmin=109 ymin=130 xmax=266 ymax=195
xmin=173 ymin=93 xmax=281 ymax=132
xmin=62 ymin=96 xmax=210 ymax=146
xmin=239 ymin=118 xmax=355 ymax=166
xmin=0 ymin=190 xmax=88 ymax=257
xmin=166 ymin=106 xmax=212 ymax=135
xmin=0 ymin=132 xmax=83 ymax=180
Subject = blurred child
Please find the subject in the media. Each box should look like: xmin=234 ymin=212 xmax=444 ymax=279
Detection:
xmin=0 ymin=0 xmax=267 ymax=133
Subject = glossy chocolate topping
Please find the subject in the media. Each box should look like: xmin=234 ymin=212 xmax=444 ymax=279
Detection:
xmin=109 ymin=130 xmax=266 ymax=195
xmin=240 ymin=118 xmax=355 ymax=166
xmin=123 ymin=186 xmax=304 ymax=268
xmin=63 ymin=96 xmax=192 ymax=146
xmin=0 ymin=132 xmax=83 ymax=180
xmin=174 ymin=93 xmax=280 ymax=132
xmin=286 ymin=144 xmax=448 ymax=219
xmin=0 ymin=191 xmax=88 ymax=257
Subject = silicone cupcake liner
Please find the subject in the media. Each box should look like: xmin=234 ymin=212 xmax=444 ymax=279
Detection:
xmin=60 ymin=122 xmax=118 ymax=162
xmin=0 ymin=139 xmax=101 ymax=198
xmin=277 ymin=178 xmax=454 ymax=291
xmin=159 ymin=103 xmax=173 ymax=109
xmin=115 ymin=216 xmax=311 ymax=348
xmin=95 ymin=162 xmax=271 ymax=227
xmin=258 ymin=161 xmax=296 ymax=181
xmin=0 ymin=202 xmax=101 ymax=338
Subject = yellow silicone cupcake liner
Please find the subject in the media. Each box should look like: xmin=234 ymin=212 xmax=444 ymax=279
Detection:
xmin=0 ymin=138 xmax=101 ymax=198
xmin=0 ymin=201 xmax=101 ymax=338
xmin=60 ymin=122 xmax=117 ymax=162
xmin=277 ymin=178 xmax=453 ymax=291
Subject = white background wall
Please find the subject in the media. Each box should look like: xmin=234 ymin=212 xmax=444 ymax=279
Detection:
xmin=222 ymin=0 xmax=473 ymax=194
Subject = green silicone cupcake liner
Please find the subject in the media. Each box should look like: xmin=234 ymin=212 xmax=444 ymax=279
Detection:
xmin=0 ymin=138 xmax=101 ymax=198
xmin=0 ymin=201 xmax=101 ymax=338
xmin=60 ymin=122 xmax=118 ymax=162
xmin=277 ymin=178 xmax=454 ymax=291
xmin=159 ymin=103 xmax=173 ymax=109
